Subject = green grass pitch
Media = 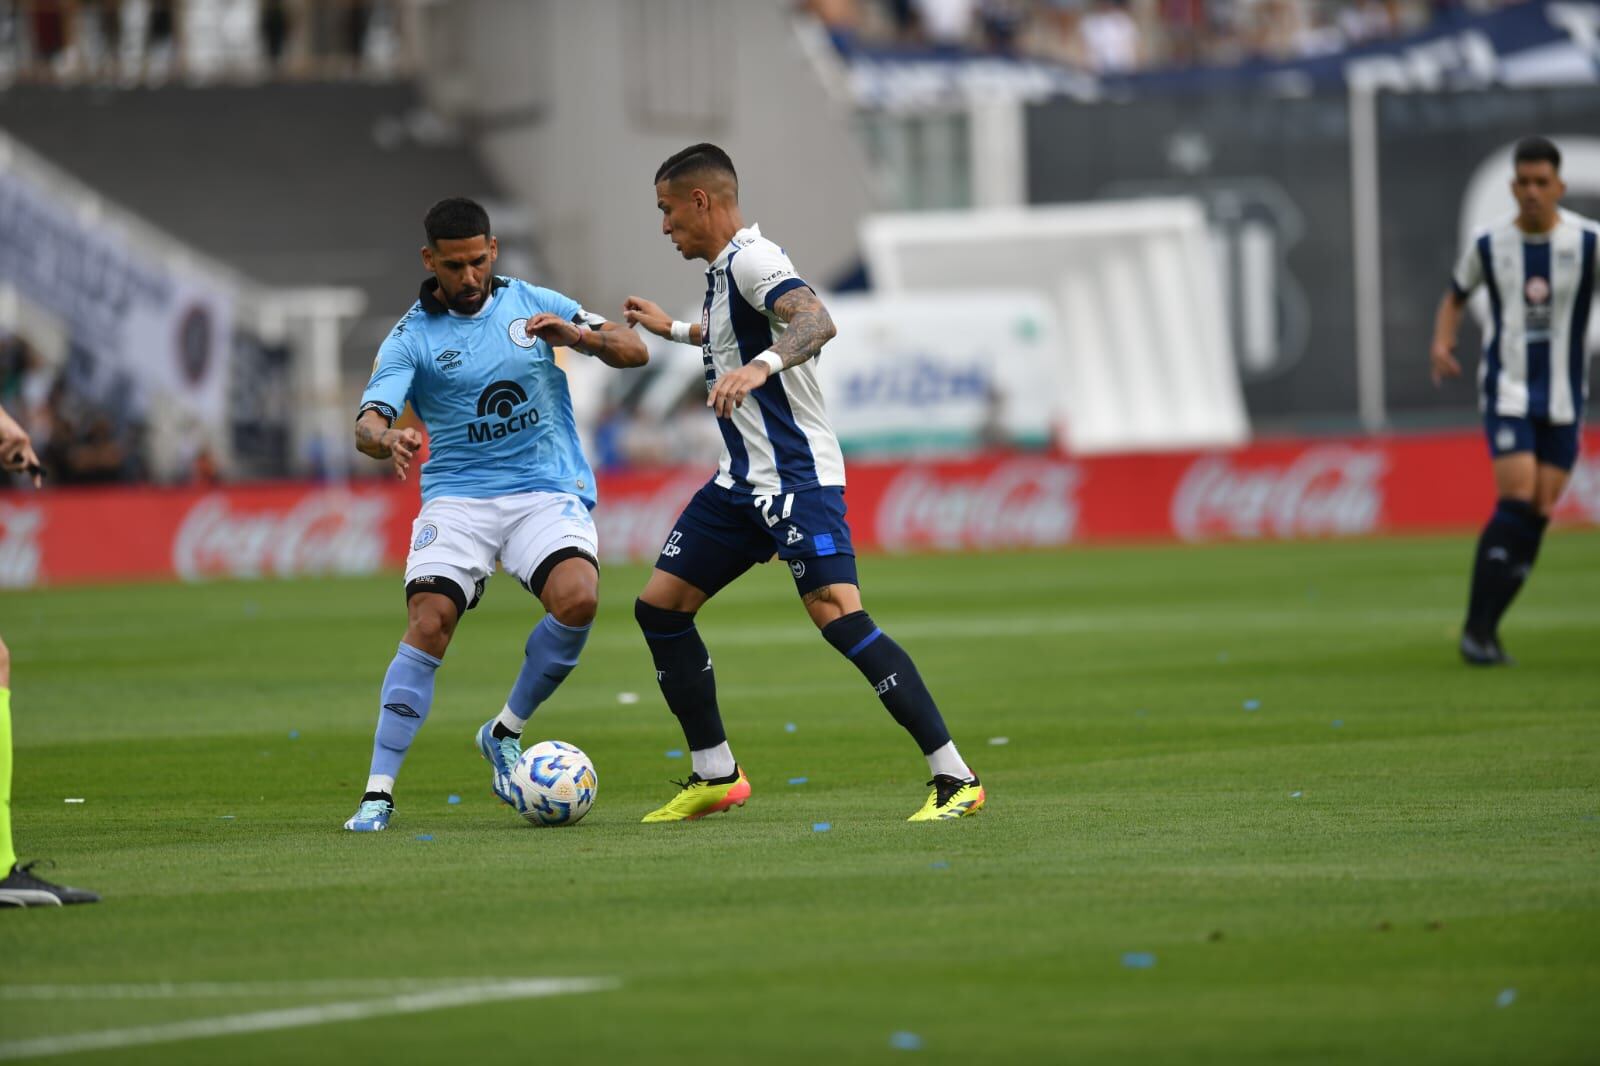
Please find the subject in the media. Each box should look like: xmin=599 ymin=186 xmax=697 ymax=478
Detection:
xmin=2 ymin=533 xmax=1597 ymax=1064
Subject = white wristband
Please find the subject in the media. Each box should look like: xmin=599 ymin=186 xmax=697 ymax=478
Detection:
xmin=754 ymin=351 xmax=784 ymax=375
xmin=670 ymin=320 xmax=693 ymax=345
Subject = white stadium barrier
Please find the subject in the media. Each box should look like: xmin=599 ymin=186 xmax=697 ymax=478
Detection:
xmin=862 ymin=199 xmax=1249 ymax=454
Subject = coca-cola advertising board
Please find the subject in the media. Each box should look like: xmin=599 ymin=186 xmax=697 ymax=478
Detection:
xmin=3 ymin=429 xmax=1597 ymax=588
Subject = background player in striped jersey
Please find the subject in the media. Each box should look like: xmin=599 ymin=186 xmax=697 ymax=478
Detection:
xmin=1430 ymin=136 xmax=1598 ymax=665
xmin=344 ymin=198 xmax=648 ymax=831
xmin=622 ymin=143 xmax=983 ymax=822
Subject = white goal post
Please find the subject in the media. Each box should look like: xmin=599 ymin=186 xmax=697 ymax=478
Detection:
xmin=861 ymin=199 xmax=1249 ymax=454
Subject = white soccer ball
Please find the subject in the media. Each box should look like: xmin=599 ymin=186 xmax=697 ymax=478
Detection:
xmin=508 ymin=740 xmax=597 ymax=826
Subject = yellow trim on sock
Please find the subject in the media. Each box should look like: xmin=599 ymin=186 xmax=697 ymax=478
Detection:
xmin=0 ymin=685 xmax=14 ymax=871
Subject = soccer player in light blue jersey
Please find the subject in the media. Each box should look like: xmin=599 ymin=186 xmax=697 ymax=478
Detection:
xmin=623 ymin=144 xmax=984 ymax=823
xmin=343 ymin=198 xmax=647 ymax=831
xmin=1431 ymin=136 xmax=1598 ymax=666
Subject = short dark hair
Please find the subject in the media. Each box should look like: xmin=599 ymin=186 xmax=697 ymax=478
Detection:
xmin=654 ymin=143 xmax=737 ymax=189
xmin=424 ymin=197 xmax=491 ymax=244
xmin=1514 ymin=136 xmax=1561 ymax=171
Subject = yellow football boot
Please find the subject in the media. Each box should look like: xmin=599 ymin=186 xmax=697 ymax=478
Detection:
xmin=908 ymin=774 xmax=985 ymax=821
xmin=641 ymin=767 xmax=752 ymax=823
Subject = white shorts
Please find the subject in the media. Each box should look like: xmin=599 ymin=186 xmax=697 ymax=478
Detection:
xmin=404 ymin=491 xmax=598 ymax=610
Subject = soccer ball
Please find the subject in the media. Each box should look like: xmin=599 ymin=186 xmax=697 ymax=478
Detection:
xmin=507 ymin=740 xmax=597 ymax=826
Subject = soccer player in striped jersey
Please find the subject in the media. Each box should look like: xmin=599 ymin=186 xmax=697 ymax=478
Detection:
xmin=1431 ymin=136 xmax=1598 ymax=665
xmin=623 ymin=143 xmax=983 ymax=822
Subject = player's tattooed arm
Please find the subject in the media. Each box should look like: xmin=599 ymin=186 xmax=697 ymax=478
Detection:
xmin=355 ymin=408 xmax=425 ymax=481
xmin=767 ymin=287 xmax=837 ymax=371
xmin=525 ymin=313 xmax=648 ymax=369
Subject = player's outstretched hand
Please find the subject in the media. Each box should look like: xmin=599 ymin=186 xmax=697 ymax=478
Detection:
xmin=708 ymin=361 xmax=771 ymax=419
xmin=386 ymin=426 xmax=425 ymax=481
xmin=622 ymin=296 xmax=671 ymax=338
xmin=525 ymin=312 xmax=584 ymax=348
xmin=0 ymin=405 xmax=43 ymax=487
xmin=1429 ymin=340 xmax=1462 ymax=386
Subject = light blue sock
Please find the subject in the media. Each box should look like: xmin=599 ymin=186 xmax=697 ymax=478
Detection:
xmin=505 ymin=616 xmax=591 ymax=723
xmin=369 ymin=642 xmax=443 ymax=781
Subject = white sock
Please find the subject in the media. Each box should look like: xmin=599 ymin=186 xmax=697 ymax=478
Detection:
xmin=925 ymin=741 xmax=972 ymax=781
xmin=494 ymin=704 xmax=524 ymax=734
xmin=365 ymin=774 xmax=396 ymax=798
xmin=692 ymin=741 xmax=736 ymax=780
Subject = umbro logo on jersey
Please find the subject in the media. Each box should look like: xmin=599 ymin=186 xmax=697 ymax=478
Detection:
xmin=436 ymin=350 xmax=463 ymax=371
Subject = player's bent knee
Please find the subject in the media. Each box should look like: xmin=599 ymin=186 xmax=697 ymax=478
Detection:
xmin=549 ymin=589 xmax=598 ymax=629
xmin=635 ymin=597 xmax=696 ymax=636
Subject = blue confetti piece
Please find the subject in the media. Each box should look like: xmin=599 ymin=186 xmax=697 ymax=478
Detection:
xmin=447 ymin=794 xmax=461 ymax=805
xmin=929 ymin=861 xmax=950 ymax=870
xmin=1216 ymin=652 xmax=1230 ymax=663
xmin=889 ymin=1031 xmax=923 ymax=1051
xmin=415 ymin=834 xmax=434 ymax=842
xmin=1122 ymin=952 xmax=1157 ymax=969
xmin=812 ymin=822 xmax=831 ymax=832
xmin=665 ymin=749 xmax=684 ymax=759
xmin=288 ymin=730 xmax=300 ymax=740
xmin=788 ymin=777 xmax=808 ymax=785
xmin=1495 ymin=988 xmax=1516 ymax=1008
xmin=1243 ymin=699 xmax=1261 ymax=711
xmin=218 ymin=815 xmax=235 ymax=820
xmin=784 ymin=722 xmax=798 ymax=733
xmin=1331 ymin=719 xmax=1344 ymax=729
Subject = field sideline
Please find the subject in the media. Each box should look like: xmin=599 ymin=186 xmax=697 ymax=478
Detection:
xmin=1 ymin=533 xmax=1596 ymax=1064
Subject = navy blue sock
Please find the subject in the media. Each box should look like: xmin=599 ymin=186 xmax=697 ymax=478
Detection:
xmin=1465 ymin=498 xmax=1547 ymax=638
xmin=635 ymin=599 xmax=726 ymax=751
xmin=821 ymin=611 xmax=951 ymax=755
xmin=503 ymin=615 xmax=591 ymax=727
xmin=370 ymin=642 xmax=442 ymax=780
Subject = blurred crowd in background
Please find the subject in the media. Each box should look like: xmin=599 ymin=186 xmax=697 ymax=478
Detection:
xmin=0 ymin=0 xmax=414 ymax=84
xmin=801 ymin=0 xmax=1527 ymax=71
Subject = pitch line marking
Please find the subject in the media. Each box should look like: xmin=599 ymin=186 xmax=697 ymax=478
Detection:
xmin=0 ymin=977 xmax=618 ymax=1061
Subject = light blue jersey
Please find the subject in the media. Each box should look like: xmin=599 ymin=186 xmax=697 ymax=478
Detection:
xmin=361 ymin=276 xmax=604 ymax=506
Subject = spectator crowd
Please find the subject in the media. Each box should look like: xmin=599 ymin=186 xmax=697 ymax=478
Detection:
xmin=0 ymin=0 xmax=413 ymax=84
xmin=802 ymin=0 xmax=1528 ymax=73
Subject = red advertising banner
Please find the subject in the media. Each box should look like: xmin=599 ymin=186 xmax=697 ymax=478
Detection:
xmin=3 ymin=429 xmax=1597 ymax=588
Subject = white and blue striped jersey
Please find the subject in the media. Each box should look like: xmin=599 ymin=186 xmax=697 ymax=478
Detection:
xmin=1452 ymin=208 xmax=1599 ymax=424
xmin=700 ymin=224 xmax=847 ymax=494
xmin=361 ymin=277 xmax=605 ymax=505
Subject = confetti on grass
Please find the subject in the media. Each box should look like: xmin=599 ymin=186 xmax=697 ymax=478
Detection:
xmin=288 ymin=730 xmax=300 ymax=740
xmin=447 ymin=794 xmax=461 ymax=805
xmin=988 ymin=736 xmax=1010 ymax=746
xmin=787 ymin=777 xmax=808 ymax=785
xmin=929 ymin=861 xmax=950 ymax=870
xmin=785 ymin=723 xmax=798 ymax=733
xmin=1122 ymin=952 xmax=1157 ymax=969
xmin=665 ymin=749 xmax=684 ymax=759
xmin=812 ymin=822 xmax=831 ymax=832
xmin=1331 ymin=719 xmax=1344 ymax=729
xmin=1496 ymin=989 xmax=1516 ymax=1008
xmin=1243 ymin=699 xmax=1261 ymax=711
xmin=889 ymin=1032 xmax=923 ymax=1051
xmin=415 ymin=834 xmax=434 ymax=842
xmin=1290 ymin=791 xmax=1303 ymax=798
xmin=64 ymin=798 xmax=85 ymax=804
xmin=616 ymin=692 xmax=639 ymax=705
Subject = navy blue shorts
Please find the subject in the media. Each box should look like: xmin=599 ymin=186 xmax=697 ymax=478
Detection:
xmin=1484 ymin=413 xmax=1581 ymax=471
xmin=654 ymin=480 xmax=858 ymax=598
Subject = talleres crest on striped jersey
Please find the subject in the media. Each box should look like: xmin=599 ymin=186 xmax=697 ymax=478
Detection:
xmin=507 ymin=740 xmax=598 ymax=826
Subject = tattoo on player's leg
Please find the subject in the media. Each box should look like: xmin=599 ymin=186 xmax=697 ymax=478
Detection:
xmin=803 ymin=585 xmax=832 ymax=605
